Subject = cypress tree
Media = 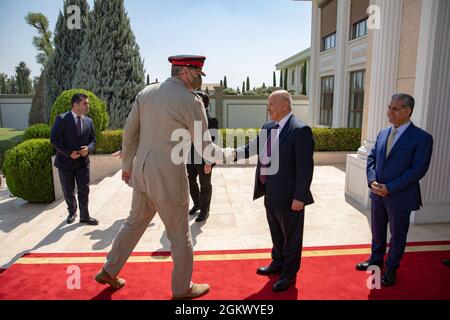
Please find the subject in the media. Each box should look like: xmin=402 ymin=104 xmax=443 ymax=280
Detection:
xmin=242 ymin=81 xmax=245 ymax=93
xmin=74 ymin=0 xmax=145 ymax=129
xmin=146 ymin=74 xmax=150 ymax=85
xmin=223 ymin=76 xmax=227 ymax=88
xmin=220 ymin=80 xmax=223 ymax=87
xmin=301 ymin=61 xmax=307 ymax=95
xmin=15 ymin=61 xmax=32 ymax=94
xmin=44 ymin=0 xmax=89 ymax=120
xmin=246 ymin=76 xmax=250 ymax=91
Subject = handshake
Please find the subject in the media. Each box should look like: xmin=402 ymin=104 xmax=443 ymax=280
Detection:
xmin=70 ymin=146 xmax=89 ymax=159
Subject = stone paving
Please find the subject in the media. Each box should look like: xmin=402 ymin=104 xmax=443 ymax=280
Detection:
xmin=1 ymin=165 xmax=449 ymax=269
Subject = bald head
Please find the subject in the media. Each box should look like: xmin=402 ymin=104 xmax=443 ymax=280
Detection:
xmin=267 ymin=90 xmax=292 ymax=122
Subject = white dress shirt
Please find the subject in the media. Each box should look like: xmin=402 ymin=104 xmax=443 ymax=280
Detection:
xmin=72 ymin=110 xmax=84 ymax=132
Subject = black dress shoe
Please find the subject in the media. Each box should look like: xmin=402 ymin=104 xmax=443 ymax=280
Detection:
xmin=80 ymin=217 xmax=99 ymax=225
xmin=66 ymin=214 xmax=77 ymax=224
xmin=195 ymin=211 xmax=209 ymax=222
xmin=272 ymin=278 xmax=296 ymax=292
xmin=381 ymin=268 xmax=397 ymax=287
xmin=443 ymin=259 xmax=450 ymax=267
xmin=256 ymin=265 xmax=282 ymax=276
xmin=189 ymin=205 xmax=200 ymax=216
xmin=355 ymin=260 xmax=384 ymax=271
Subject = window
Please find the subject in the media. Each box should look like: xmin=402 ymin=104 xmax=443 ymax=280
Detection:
xmin=351 ymin=18 xmax=368 ymax=40
xmin=348 ymin=70 xmax=365 ymax=128
xmin=320 ymin=76 xmax=334 ymax=126
xmin=291 ymin=69 xmax=295 ymax=86
xmin=322 ymin=32 xmax=336 ymax=51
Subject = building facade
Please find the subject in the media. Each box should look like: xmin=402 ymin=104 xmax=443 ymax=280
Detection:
xmin=309 ymin=0 xmax=370 ymax=129
xmin=338 ymin=0 xmax=450 ymax=224
xmin=275 ymin=48 xmax=311 ymax=96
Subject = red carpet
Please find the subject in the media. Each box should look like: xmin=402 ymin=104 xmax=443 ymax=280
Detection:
xmin=0 ymin=241 xmax=449 ymax=300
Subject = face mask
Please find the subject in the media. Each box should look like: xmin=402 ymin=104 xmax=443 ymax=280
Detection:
xmin=188 ymin=68 xmax=203 ymax=90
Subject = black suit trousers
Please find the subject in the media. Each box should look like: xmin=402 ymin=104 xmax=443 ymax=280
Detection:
xmin=265 ymin=200 xmax=305 ymax=279
xmin=58 ymin=160 xmax=90 ymax=219
xmin=187 ymin=163 xmax=213 ymax=212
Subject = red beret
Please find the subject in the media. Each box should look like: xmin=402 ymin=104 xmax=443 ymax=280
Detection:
xmin=168 ymin=55 xmax=206 ymax=75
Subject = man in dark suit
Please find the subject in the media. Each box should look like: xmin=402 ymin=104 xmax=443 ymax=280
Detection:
xmin=187 ymin=91 xmax=219 ymax=222
xmin=235 ymin=90 xmax=314 ymax=292
xmin=356 ymin=93 xmax=433 ymax=286
xmin=50 ymin=93 xmax=99 ymax=225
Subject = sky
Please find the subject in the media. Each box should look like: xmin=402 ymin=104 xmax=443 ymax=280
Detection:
xmin=0 ymin=0 xmax=311 ymax=89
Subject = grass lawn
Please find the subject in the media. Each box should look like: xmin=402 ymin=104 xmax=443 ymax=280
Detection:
xmin=0 ymin=128 xmax=24 ymax=170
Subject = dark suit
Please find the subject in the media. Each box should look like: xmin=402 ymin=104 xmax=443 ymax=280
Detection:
xmin=50 ymin=111 xmax=96 ymax=219
xmin=367 ymin=122 xmax=433 ymax=270
xmin=187 ymin=108 xmax=219 ymax=213
xmin=237 ymin=115 xmax=315 ymax=279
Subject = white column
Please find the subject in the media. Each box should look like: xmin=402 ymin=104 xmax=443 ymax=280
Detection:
xmin=309 ymin=0 xmax=320 ymax=126
xmin=332 ymin=0 xmax=350 ymax=128
xmin=357 ymin=0 xmax=403 ymax=160
xmin=411 ymin=0 xmax=450 ymax=223
xmin=345 ymin=0 xmax=403 ymax=207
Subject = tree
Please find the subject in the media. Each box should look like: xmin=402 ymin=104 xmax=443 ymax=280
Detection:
xmin=147 ymin=74 xmax=150 ymax=85
xmin=25 ymin=13 xmax=54 ymax=67
xmin=15 ymin=62 xmax=32 ymax=94
xmin=242 ymin=81 xmax=245 ymax=93
xmin=29 ymin=74 xmax=46 ymax=125
xmin=236 ymin=87 xmax=241 ymax=94
xmin=220 ymin=80 xmax=223 ymax=87
xmin=44 ymin=0 xmax=90 ymax=121
xmin=262 ymin=82 xmax=266 ymax=89
xmin=273 ymin=71 xmax=276 ymax=87
xmin=73 ymin=0 xmax=145 ymax=129
xmin=0 ymin=73 xmax=8 ymax=94
xmin=246 ymin=76 xmax=250 ymax=91
xmin=8 ymin=77 xmax=17 ymax=94
xmin=223 ymin=76 xmax=227 ymax=88
xmin=301 ymin=61 xmax=307 ymax=95
xmin=26 ymin=11 xmax=54 ymax=124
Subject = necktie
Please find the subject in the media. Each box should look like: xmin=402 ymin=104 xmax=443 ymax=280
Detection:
xmin=386 ymin=127 xmax=398 ymax=157
xmin=77 ymin=116 xmax=82 ymax=137
xmin=259 ymin=123 xmax=280 ymax=184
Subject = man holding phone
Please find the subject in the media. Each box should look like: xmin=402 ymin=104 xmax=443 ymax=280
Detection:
xmin=50 ymin=93 xmax=98 ymax=225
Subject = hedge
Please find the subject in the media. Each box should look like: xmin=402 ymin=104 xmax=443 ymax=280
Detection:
xmin=49 ymin=89 xmax=109 ymax=133
xmin=312 ymin=128 xmax=361 ymax=151
xmin=95 ymin=130 xmax=123 ymax=154
xmin=23 ymin=124 xmax=51 ymax=141
xmin=92 ymin=128 xmax=362 ymax=151
xmin=2 ymin=139 xmax=55 ymax=203
xmin=0 ymin=128 xmax=24 ymax=170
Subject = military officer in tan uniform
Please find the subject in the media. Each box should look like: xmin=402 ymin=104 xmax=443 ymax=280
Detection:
xmin=95 ymin=55 xmax=233 ymax=299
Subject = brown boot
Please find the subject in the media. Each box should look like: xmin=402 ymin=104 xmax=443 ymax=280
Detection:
xmin=94 ymin=268 xmax=125 ymax=290
xmin=172 ymin=283 xmax=210 ymax=300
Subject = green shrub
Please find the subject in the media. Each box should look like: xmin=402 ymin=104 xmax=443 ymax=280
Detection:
xmin=222 ymin=88 xmax=237 ymax=95
xmin=78 ymin=127 xmax=361 ymax=154
xmin=2 ymin=139 xmax=55 ymax=203
xmin=95 ymin=130 xmax=123 ymax=154
xmin=0 ymin=128 xmax=24 ymax=170
xmin=218 ymin=128 xmax=260 ymax=148
xmin=313 ymin=128 xmax=361 ymax=151
xmin=23 ymin=124 xmax=51 ymax=141
xmin=49 ymin=89 xmax=109 ymax=133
